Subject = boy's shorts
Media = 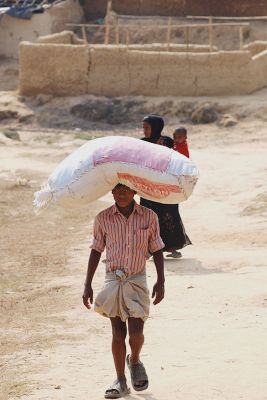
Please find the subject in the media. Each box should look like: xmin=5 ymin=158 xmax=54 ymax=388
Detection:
xmin=94 ymin=269 xmax=150 ymax=322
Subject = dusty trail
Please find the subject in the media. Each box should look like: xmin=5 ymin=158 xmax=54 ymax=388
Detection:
xmin=1 ymin=118 xmax=267 ymax=399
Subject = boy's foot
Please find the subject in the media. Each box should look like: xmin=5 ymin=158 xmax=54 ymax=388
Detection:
xmin=126 ymin=354 xmax=149 ymax=392
xmin=104 ymin=379 xmax=130 ymax=399
xmin=166 ymin=251 xmax=182 ymax=258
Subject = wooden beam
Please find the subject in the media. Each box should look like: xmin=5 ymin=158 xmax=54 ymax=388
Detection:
xmin=186 ymin=15 xmax=267 ymax=21
xmin=66 ymin=22 xmax=250 ymax=29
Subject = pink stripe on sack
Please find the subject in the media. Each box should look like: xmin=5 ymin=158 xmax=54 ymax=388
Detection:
xmin=93 ymin=140 xmax=171 ymax=172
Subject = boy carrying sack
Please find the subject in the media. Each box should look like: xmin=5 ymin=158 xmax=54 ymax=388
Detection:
xmin=83 ymin=183 xmax=165 ymax=399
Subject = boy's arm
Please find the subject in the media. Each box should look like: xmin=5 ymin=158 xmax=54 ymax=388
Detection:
xmin=82 ymin=249 xmax=101 ymax=309
xmin=151 ymin=249 xmax=165 ymax=305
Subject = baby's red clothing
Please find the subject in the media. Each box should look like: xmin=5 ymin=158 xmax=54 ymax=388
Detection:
xmin=173 ymin=141 xmax=190 ymax=158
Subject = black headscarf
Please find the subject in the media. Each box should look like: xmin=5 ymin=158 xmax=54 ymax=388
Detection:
xmin=142 ymin=114 xmax=164 ymax=143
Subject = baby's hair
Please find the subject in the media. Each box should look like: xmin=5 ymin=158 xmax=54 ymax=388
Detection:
xmin=174 ymin=127 xmax=187 ymax=135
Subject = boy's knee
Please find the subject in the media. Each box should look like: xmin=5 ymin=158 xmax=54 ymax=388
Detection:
xmin=129 ymin=329 xmax=144 ymax=342
xmin=128 ymin=318 xmax=144 ymax=338
xmin=112 ymin=326 xmax=127 ymax=342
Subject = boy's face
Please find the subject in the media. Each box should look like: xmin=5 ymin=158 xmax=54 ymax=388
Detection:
xmin=143 ymin=121 xmax=152 ymax=138
xmin=173 ymin=132 xmax=187 ymax=144
xmin=112 ymin=185 xmax=136 ymax=208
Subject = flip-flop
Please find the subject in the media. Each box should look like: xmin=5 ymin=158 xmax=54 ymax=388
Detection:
xmin=104 ymin=379 xmax=130 ymax=399
xmin=126 ymin=354 xmax=149 ymax=392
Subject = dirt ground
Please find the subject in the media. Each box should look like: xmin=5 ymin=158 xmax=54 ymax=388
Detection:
xmin=0 ymin=87 xmax=267 ymax=400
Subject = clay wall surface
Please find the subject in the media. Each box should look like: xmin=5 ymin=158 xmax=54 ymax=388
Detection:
xmin=19 ymin=43 xmax=88 ymax=96
xmin=243 ymin=41 xmax=267 ymax=56
xmin=84 ymin=0 xmax=267 ymax=19
xmin=19 ymin=37 xmax=267 ymax=96
xmin=37 ymin=30 xmax=84 ymax=44
xmin=0 ymin=0 xmax=83 ymax=58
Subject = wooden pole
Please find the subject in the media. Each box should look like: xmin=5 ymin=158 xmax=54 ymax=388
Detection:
xmin=239 ymin=26 xmax=243 ymax=50
xmin=104 ymin=0 xmax=112 ymax=45
xmin=126 ymin=28 xmax=130 ymax=48
xmin=166 ymin=17 xmax=172 ymax=51
xmin=81 ymin=26 xmax=88 ymax=44
xmin=115 ymin=23 xmax=120 ymax=45
xmin=184 ymin=26 xmax=190 ymax=52
xmin=106 ymin=0 xmax=112 ymax=15
xmin=208 ymin=17 xmax=213 ymax=52
xmin=104 ymin=24 xmax=110 ymax=45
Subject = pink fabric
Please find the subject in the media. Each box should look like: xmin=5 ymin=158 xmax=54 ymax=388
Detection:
xmin=92 ymin=140 xmax=171 ymax=172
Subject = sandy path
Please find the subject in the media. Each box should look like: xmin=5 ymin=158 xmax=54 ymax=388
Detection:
xmin=1 ymin=130 xmax=267 ymax=400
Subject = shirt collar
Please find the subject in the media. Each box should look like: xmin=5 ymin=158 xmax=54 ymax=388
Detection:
xmin=111 ymin=201 xmax=143 ymax=216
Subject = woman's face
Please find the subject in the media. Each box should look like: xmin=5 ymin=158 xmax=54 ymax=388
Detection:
xmin=143 ymin=121 xmax=152 ymax=138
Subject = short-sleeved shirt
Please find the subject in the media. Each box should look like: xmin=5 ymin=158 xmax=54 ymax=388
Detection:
xmin=91 ymin=201 xmax=164 ymax=276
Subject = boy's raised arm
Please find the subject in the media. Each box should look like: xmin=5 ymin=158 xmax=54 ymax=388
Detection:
xmin=83 ymin=249 xmax=101 ymax=309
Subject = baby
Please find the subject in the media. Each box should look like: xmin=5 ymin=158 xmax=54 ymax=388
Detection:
xmin=173 ymin=127 xmax=189 ymax=158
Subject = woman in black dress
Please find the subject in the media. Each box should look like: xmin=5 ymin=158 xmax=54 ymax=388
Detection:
xmin=140 ymin=114 xmax=191 ymax=258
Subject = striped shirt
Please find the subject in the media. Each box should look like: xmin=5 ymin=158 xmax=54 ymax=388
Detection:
xmin=91 ymin=201 xmax=164 ymax=276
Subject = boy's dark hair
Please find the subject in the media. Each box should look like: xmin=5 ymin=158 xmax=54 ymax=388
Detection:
xmin=112 ymin=183 xmax=137 ymax=194
xmin=174 ymin=127 xmax=187 ymax=135
xmin=113 ymin=183 xmax=126 ymax=190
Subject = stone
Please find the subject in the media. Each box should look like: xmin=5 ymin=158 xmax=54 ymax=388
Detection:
xmin=191 ymin=103 xmax=219 ymax=124
xmin=218 ymin=114 xmax=238 ymax=127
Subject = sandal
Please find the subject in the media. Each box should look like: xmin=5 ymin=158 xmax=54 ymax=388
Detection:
xmin=126 ymin=354 xmax=149 ymax=392
xmin=104 ymin=379 xmax=130 ymax=399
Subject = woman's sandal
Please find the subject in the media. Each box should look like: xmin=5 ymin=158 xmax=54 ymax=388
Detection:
xmin=166 ymin=251 xmax=182 ymax=258
xmin=104 ymin=379 xmax=130 ymax=399
xmin=126 ymin=354 xmax=149 ymax=392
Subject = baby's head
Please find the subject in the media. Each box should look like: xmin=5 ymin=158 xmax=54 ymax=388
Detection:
xmin=173 ymin=127 xmax=187 ymax=144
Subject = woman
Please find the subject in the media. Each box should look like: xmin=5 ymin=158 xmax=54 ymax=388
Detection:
xmin=140 ymin=114 xmax=191 ymax=258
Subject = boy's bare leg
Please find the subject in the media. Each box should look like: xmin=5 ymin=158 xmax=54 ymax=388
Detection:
xmin=110 ymin=317 xmax=128 ymax=386
xmin=128 ymin=317 xmax=144 ymax=363
xmin=127 ymin=318 xmax=148 ymax=389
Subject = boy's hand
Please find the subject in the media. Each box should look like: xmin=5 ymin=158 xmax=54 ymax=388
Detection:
xmin=152 ymin=281 xmax=165 ymax=305
xmin=82 ymin=285 xmax=93 ymax=309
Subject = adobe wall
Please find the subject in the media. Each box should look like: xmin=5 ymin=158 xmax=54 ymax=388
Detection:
xmin=19 ymin=37 xmax=267 ymax=96
xmin=0 ymin=0 xmax=84 ymax=59
xmin=84 ymin=0 xmax=267 ymax=18
xmin=19 ymin=43 xmax=88 ymax=96
xmin=86 ymin=47 xmax=267 ymax=96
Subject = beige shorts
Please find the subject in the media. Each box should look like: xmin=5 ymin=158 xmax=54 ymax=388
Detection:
xmin=94 ymin=269 xmax=150 ymax=322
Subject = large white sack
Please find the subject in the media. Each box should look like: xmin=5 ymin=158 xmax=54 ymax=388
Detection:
xmin=34 ymin=136 xmax=198 ymax=210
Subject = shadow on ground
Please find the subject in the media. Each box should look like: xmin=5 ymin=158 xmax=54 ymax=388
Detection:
xmin=164 ymin=257 xmax=222 ymax=275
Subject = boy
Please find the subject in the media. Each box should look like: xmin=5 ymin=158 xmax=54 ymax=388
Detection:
xmin=83 ymin=183 xmax=165 ymax=399
xmin=173 ymin=127 xmax=190 ymax=158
